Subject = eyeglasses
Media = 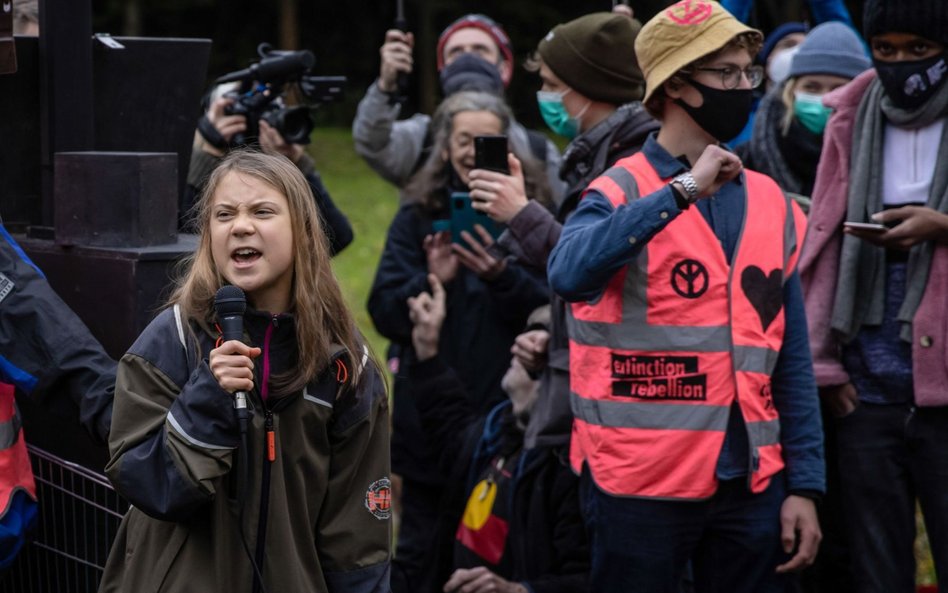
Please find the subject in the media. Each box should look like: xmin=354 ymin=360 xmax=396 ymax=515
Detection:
xmin=694 ymin=65 xmax=764 ymax=89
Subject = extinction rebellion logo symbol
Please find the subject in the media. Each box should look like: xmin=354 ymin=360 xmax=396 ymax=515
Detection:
xmin=671 ymin=259 xmax=709 ymax=299
xmin=666 ymin=0 xmax=714 ymax=25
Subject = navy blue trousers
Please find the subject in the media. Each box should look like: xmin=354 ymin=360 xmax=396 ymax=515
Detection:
xmin=581 ymin=469 xmax=792 ymax=593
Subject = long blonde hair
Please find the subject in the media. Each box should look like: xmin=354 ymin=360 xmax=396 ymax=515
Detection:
xmin=167 ymin=150 xmax=364 ymax=392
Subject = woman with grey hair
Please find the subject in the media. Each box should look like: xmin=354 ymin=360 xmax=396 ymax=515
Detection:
xmin=406 ymin=91 xmax=550 ymax=213
xmin=367 ymin=90 xmax=551 ymax=593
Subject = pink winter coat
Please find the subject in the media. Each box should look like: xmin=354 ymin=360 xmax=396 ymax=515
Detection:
xmin=799 ymin=69 xmax=948 ymax=407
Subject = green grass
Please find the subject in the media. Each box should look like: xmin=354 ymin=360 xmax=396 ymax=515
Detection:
xmin=307 ymin=127 xmax=399 ymax=363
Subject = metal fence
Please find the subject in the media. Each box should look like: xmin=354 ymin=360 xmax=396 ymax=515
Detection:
xmin=0 ymin=445 xmax=127 ymax=593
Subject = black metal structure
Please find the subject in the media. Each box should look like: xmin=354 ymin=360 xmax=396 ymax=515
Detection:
xmin=0 ymin=0 xmax=211 ymax=471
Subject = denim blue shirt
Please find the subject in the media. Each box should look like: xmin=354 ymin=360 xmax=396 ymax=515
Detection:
xmin=548 ymin=134 xmax=824 ymax=493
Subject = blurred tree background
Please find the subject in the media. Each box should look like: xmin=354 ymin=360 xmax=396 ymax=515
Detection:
xmin=88 ymin=0 xmax=866 ymax=132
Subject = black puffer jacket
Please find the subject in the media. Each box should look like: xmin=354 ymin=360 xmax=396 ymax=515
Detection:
xmin=0 ymin=226 xmax=115 ymax=444
xmin=368 ymin=200 xmax=549 ymax=483
xmin=403 ymin=357 xmax=588 ymax=593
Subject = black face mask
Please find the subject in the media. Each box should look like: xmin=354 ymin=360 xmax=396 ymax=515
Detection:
xmin=874 ymin=53 xmax=948 ymax=110
xmin=675 ymin=79 xmax=754 ymax=142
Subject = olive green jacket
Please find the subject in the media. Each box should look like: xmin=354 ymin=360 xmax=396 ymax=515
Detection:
xmin=99 ymin=306 xmax=391 ymax=593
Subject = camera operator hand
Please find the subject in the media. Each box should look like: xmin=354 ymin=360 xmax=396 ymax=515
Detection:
xmin=199 ymin=96 xmax=248 ymax=157
xmin=259 ymin=120 xmax=305 ymax=165
xmin=378 ymin=29 xmax=414 ymax=94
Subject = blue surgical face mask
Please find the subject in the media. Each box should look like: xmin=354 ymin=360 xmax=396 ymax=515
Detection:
xmin=793 ymin=91 xmax=832 ymax=135
xmin=537 ymin=89 xmax=583 ymax=139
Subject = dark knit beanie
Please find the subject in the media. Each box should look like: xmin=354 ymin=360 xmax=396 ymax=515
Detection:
xmin=759 ymin=22 xmax=806 ymax=65
xmin=864 ymin=0 xmax=948 ymax=45
xmin=537 ymin=12 xmax=645 ymax=105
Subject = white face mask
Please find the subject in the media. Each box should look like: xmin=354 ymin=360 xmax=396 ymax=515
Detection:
xmin=767 ymin=47 xmax=799 ymax=86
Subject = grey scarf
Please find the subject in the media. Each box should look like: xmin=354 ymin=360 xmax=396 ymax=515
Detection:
xmin=745 ymin=87 xmax=804 ymax=194
xmin=831 ymin=76 xmax=948 ymax=343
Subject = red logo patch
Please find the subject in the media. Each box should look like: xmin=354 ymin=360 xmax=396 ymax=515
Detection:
xmin=365 ymin=478 xmax=392 ymax=520
xmin=666 ymin=0 xmax=713 ymax=25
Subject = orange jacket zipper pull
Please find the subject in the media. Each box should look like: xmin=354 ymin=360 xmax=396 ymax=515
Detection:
xmin=265 ymin=411 xmax=276 ymax=462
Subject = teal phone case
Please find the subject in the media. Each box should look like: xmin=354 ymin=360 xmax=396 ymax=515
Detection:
xmin=449 ymin=192 xmax=504 ymax=245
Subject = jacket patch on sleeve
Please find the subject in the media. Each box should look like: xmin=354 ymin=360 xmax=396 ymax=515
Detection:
xmin=0 ymin=273 xmax=14 ymax=305
xmin=364 ymin=478 xmax=392 ymax=521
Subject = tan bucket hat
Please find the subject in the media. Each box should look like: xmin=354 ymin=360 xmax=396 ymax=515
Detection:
xmin=635 ymin=0 xmax=762 ymax=104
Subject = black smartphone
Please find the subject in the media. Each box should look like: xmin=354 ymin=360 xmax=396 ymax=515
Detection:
xmin=474 ymin=135 xmax=509 ymax=174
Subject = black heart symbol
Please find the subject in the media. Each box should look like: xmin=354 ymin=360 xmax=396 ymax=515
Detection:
xmin=741 ymin=266 xmax=783 ymax=331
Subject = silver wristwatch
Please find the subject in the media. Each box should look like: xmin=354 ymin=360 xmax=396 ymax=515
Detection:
xmin=672 ymin=172 xmax=700 ymax=203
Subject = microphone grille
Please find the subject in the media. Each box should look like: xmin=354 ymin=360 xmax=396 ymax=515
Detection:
xmin=214 ymin=285 xmax=246 ymax=317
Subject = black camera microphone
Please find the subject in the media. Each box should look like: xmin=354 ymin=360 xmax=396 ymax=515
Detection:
xmin=215 ymin=50 xmax=315 ymax=84
xmin=214 ymin=285 xmax=249 ymax=414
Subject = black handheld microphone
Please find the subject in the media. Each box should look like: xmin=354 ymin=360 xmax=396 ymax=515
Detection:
xmin=394 ymin=0 xmax=410 ymax=101
xmin=215 ymin=50 xmax=315 ymax=84
xmin=214 ymin=286 xmax=249 ymax=413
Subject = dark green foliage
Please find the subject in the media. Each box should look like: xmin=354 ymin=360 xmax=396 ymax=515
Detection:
xmin=89 ymin=0 xmax=866 ymax=129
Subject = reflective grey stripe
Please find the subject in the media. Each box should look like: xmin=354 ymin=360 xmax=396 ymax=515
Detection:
xmin=0 ymin=407 xmax=21 ymax=450
xmin=568 ymin=315 xmax=732 ymax=352
xmin=167 ymin=411 xmax=236 ymax=450
xmin=303 ymin=392 xmax=333 ymax=409
xmin=782 ymin=192 xmax=797 ymax=273
xmin=747 ymin=418 xmax=781 ymax=447
xmin=568 ymin=245 xmax=733 ymax=352
xmin=733 ymin=345 xmax=780 ymax=375
xmin=173 ymin=304 xmax=186 ymax=349
xmin=571 ymin=392 xmax=730 ymax=432
xmin=600 ymin=165 xmax=640 ymax=205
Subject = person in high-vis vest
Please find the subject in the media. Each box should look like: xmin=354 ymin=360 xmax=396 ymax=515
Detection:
xmin=547 ymin=2 xmax=825 ymax=592
xmin=0 ymin=381 xmax=37 ymax=572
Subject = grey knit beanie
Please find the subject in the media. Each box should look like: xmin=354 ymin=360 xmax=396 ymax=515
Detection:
xmin=788 ymin=22 xmax=870 ymax=80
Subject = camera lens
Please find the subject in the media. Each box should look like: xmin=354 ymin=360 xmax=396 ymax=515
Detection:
xmin=264 ymin=106 xmax=313 ymax=145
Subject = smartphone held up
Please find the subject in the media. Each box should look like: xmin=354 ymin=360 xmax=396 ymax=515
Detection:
xmin=474 ymin=135 xmax=509 ymax=174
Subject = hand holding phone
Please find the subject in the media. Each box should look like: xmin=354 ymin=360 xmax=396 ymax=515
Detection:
xmin=474 ymin=135 xmax=509 ymax=174
xmin=843 ymin=221 xmax=887 ymax=233
xmin=843 ymin=220 xmax=890 ymax=247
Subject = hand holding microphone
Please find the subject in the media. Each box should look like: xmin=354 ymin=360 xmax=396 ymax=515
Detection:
xmin=209 ymin=341 xmax=261 ymax=394
xmin=212 ymin=287 xmax=260 ymax=406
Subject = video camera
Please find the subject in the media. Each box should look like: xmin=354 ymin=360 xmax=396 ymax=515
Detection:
xmin=214 ymin=43 xmax=346 ymax=146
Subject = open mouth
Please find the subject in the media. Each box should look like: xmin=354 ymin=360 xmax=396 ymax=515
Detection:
xmin=232 ymin=248 xmax=262 ymax=264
